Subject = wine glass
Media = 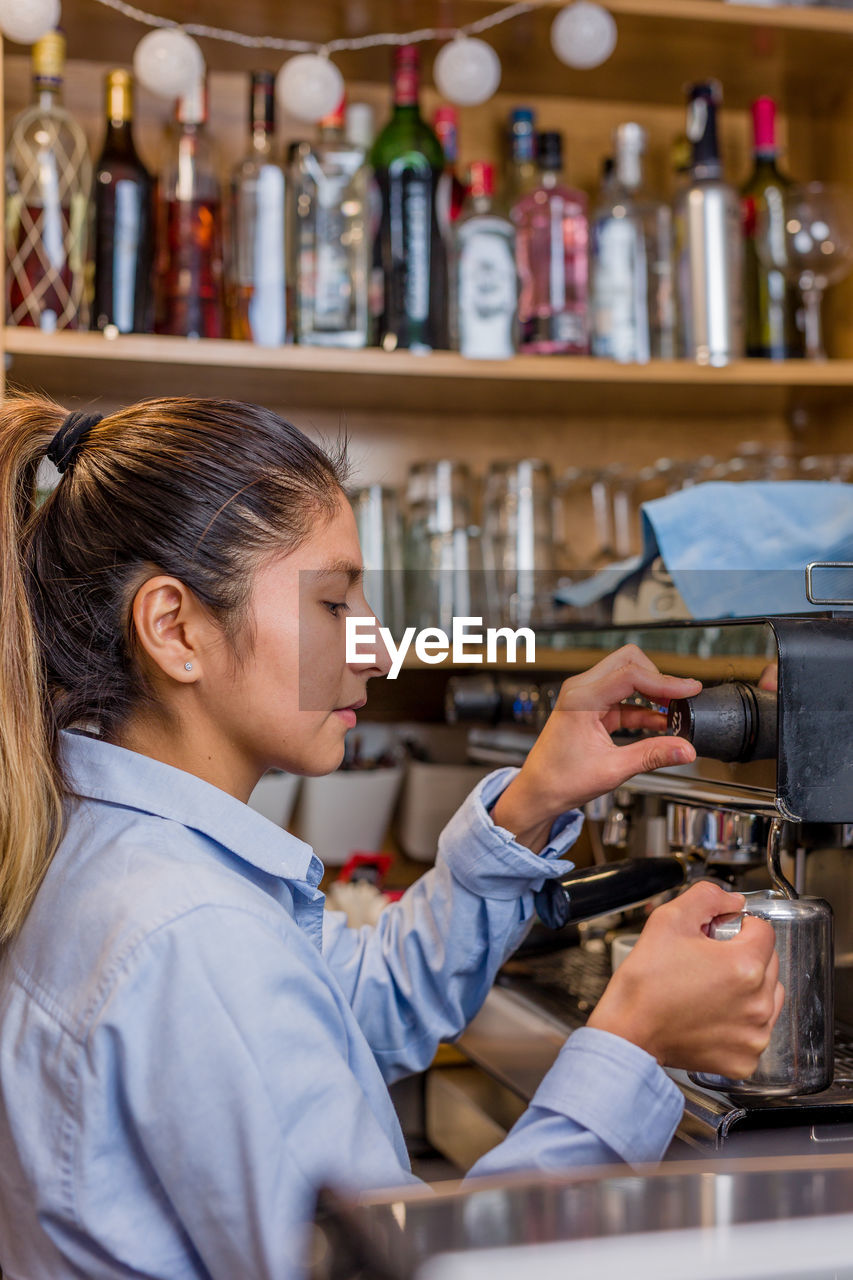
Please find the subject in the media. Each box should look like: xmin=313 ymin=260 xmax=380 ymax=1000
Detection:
xmin=756 ymin=182 xmax=853 ymax=360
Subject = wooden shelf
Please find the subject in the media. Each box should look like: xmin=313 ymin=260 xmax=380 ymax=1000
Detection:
xmin=399 ymin=643 xmax=769 ymax=680
xmin=32 ymin=0 xmax=853 ymax=107
xmin=7 ymin=329 xmax=853 ymax=417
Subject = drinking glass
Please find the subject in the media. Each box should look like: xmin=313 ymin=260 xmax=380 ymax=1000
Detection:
xmin=481 ymin=459 xmax=557 ymax=628
xmin=403 ymin=461 xmax=481 ymax=632
xmin=348 ymin=484 xmax=405 ymax=635
xmin=756 ymin=181 xmax=853 ymax=360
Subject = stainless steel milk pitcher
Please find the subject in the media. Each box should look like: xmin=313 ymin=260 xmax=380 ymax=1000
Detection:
xmin=690 ymin=821 xmax=834 ymax=1098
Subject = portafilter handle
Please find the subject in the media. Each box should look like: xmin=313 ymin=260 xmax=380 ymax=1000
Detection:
xmin=534 ymin=857 xmax=687 ymax=930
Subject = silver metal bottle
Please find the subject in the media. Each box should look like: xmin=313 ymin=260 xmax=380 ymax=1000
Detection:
xmin=675 ymin=81 xmax=744 ymax=367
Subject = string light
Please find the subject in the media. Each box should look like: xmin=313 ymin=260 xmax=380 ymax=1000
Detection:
xmin=433 ymin=37 xmax=502 ymax=107
xmin=276 ymin=52 xmax=344 ymax=123
xmin=0 ymin=0 xmax=60 ymax=45
xmin=132 ymin=27 xmax=204 ymax=98
xmin=551 ymin=2 xmax=617 ymax=69
xmin=0 ymin=1 xmax=620 ymax=106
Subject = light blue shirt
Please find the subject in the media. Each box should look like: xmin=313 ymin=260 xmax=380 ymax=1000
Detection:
xmin=0 ymin=731 xmax=683 ymax=1279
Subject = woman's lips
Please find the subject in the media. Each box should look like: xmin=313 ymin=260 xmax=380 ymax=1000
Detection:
xmin=333 ymin=698 xmax=366 ymax=728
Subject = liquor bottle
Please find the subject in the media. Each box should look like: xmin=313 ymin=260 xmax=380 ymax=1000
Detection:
xmin=505 ymin=107 xmax=538 ymax=204
xmin=229 ymin=71 xmax=287 ymax=345
xmin=91 ymin=69 xmax=154 ymax=334
xmin=433 ymin=105 xmax=467 ymax=239
xmin=512 ymin=130 xmax=589 ymax=355
xmin=674 ymin=81 xmax=744 ymax=366
xmin=741 ymin=97 xmax=804 ymax=359
xmin=292 ymin=96 xmax=370 ymax=348
xmin=370 ymin=45 xmax=448 ymax=352
xmin=454 ymin=161 xmax=517 ymax=360
xmin=590 ymin=122 xmax=675 ymax=363
xmin=155 ymin=78 xmax=225 ymax=340
xmin=6 ymin=31 xmax=91 ymax=331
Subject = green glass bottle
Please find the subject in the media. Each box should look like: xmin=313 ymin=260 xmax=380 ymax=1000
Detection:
xmin=741 ymin=97 xmax=804 ymax=360
xmin=370 ymin=45 xmax=448 ymax=352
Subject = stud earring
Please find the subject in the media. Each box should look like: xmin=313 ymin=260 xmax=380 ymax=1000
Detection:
xmin=184 ymin=662 xmax=193 ymax=672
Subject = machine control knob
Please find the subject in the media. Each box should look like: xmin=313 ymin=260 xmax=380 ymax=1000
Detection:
xmin=667 ymin=681 xmax=777 ymax=763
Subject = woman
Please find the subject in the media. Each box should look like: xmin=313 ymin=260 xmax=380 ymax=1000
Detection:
xmin=0 ymin=397 xmax=781 ymax=1279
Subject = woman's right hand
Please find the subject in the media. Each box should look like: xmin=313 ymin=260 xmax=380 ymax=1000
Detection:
xmin=587 ymin=880 xmax=784 ymax=1078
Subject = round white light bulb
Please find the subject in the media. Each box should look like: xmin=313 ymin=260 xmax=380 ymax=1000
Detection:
xmin=550 ymin=2 xmax=617 ymax=70
xmin=0 ymin=0 xmax=61 ymax=45
xmin=433 ymin=37 xmax=501 ymax=107
xmin=132 ymin=28 xmax=204 ymax=100
xmin=275 ymin=53 xmax=344 ymax=124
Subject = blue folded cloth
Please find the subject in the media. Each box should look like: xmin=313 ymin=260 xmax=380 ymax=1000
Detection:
xmin=556 ymin=482 xmax=853 ymax=618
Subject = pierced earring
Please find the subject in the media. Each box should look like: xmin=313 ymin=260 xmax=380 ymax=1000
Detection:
xmin=184 ymin=662 xmax=193 ymax=672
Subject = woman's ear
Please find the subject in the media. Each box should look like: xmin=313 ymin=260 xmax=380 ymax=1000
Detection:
xmin=131 ymin=575 xmax=211 ymax=684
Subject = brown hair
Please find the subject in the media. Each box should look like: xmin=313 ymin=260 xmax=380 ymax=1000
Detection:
xmin=0 ymin=394 xmax=348 ymax=941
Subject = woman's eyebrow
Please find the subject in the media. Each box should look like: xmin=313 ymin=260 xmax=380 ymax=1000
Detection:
xmin=313 ymin=559 xmax=365 ymax=585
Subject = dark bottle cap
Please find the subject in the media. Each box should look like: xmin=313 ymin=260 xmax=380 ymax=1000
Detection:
xmin=249 ymin=69 xmax=275 ymax=133
xmin=536 ymin=130 xmax=563 ymax=171
xmin=685 ymin=80 xmax=722 ymax=172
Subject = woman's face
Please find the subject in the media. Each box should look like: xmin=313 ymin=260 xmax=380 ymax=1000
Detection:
xmin=202 ymin=492 xmax=390 ymax=785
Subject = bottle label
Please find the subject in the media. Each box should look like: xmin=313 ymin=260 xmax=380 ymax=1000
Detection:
xmin=403 ymin=176 xmax=430 ymax=322
xmin=249 ymin=164 xmax=286 ymax=345
xmin=314 ymin=176 xmax=353 ymax=330
xmin=457 ymin=221 xmax=517 ymax=359
xmin=113 ymin=179 xmax=140 ymax=332
xmin=40 ymin=152 xmax=64 ymax=272
xmin=592 ymin=217 xmax=650 ymax=362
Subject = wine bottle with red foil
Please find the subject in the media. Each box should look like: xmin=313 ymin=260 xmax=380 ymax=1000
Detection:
xmin=155 ymin=78 xmax=225 ymax=339
xmin=741 ymin=97 xmax=804 ymax=359
xmin=433 ymin=105 xmax=467 ymax=240
xmin=454 ymin=161 xmax=517 ymax=360
xmin=6 ymin=30 xmax=91 ymax=331
xmin=370 ymin=46 xmax=448 ymax=352
xmin=92 ymin=69 xmax=155 ymax=333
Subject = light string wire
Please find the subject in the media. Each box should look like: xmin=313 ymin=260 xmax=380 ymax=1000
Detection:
xmin=86 ymin=0 xmax=542 ymax=55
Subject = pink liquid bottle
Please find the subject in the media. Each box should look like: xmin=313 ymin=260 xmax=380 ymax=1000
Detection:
xmin=512 ymin=130 xmax=589 ymax=355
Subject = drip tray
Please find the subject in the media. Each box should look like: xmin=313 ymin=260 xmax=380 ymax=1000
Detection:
xmin=468 ymin=945 xmax=853 ymax=1151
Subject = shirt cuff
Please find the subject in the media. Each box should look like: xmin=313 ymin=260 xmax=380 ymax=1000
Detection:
xmin=436 ymin=766 xmax=583 ymax=901
xmin=531 ymin=1026 xmax=685 ymax=1168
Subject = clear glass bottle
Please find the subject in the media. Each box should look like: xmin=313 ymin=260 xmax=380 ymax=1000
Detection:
xmin=6 ymin=30 xmax=91 ymax=331
xmin=505 ymin=107 xmax=538 ymax=205
xmin=674 ymin=81 xmax=744 ymax=366
xmin=292 ymin=96 xmax=371 ymax=348
xmin=454 ymin=161 xmax=517 ymax=360
xmin=92 ymin=69 xmax=154 ymax=334
xmin=229 ymin=70 xmax=288 ymax=345
xmin=512 ymin=130 xmax=589 ymax=355
xmin=370 ymin=45 xmax=448 ymax=352
xmin=155 ymin=77 xmax=225 ymax=339
xmin=741 ymin=96 xmax=804 ymax=359
xmin=590 ymin=122 xmax=675 ymax=363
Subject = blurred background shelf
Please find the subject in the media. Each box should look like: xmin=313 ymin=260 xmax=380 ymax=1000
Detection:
xmin=8 ymin=329 xmax=853 ymax=420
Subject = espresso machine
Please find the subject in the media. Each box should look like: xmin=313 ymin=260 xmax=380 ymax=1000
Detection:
xmin=446 ymin=611 xmax=853 ymax=1154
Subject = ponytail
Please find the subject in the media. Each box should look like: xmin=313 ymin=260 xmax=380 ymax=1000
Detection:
xmin=0 ymin=393 xmax=348 ymax=942
xmin=0 ymin=396 xmax=67 ymax=942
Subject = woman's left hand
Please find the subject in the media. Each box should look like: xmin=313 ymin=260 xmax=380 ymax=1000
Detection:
xmin=490 ymin=645 xmax=702 ymax=853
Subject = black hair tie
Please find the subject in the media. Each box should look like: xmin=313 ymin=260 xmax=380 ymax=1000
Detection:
xmin=46 ymin=411 xmax=103 ymax=475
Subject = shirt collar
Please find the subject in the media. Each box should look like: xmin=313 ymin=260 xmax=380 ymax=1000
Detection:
xmin=59 ymin=730 xmax=322 ymax=888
